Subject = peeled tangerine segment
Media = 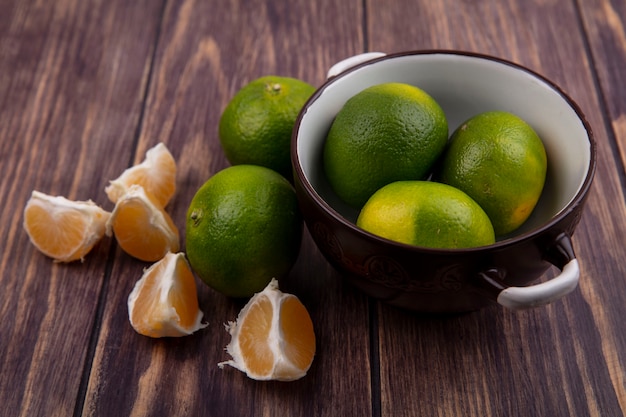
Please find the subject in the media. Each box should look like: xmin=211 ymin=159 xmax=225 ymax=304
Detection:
xmin=105 ymin=142 xmax=176 ymax=208
xmin=218 ymin=278 xmax=316 ymax=381
xmin=106 ymin=184 xmax=179 ymax=262
xmin=23 ymin=190 xmax=111 ymax=262
xmin=128 ymin=252 xmax=208 ymax=338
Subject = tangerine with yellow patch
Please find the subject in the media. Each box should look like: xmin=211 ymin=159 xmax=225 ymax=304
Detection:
xmin=439 ymin=111 xmax=547 ymax=236
xmin=356 ymin=180 xmax=495 ymax=249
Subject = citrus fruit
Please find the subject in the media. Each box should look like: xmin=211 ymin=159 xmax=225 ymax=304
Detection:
xmin=23 ymin=191 xmax=111 ymax=262
xmin=323 ymin=82 xmax=448 ymax=208
xmin=218 ymin=76 xmax=316 ymax=179
xmin=106 ymin=184 xmax=180 ymax=262
xmin=438 ymin=111 xmax=547 ymax=236
xmin=356 ymin=181 xmax=495 ymax=249
xmin=218 ymin=278 xmax=315 ymax=381
xmin=127 ymin=252 xmax=208 ymax=338
xmin=185 ymin=165 xmax=302 ymax=298
xmin=105 ymin=142 xmax=176 ymax=208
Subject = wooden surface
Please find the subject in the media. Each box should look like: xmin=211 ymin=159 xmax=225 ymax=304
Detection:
xmin=1 ymin=0 xmax=625 ymax=416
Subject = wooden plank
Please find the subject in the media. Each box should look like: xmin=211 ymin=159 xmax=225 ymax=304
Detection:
xmin=580 ymin=0 xmax=626 ymax=165
xmin=81 ymin=0 xmax=373 ymax=415
xmin=0 ymin=0 xmax=165 ymax=416
xmin=577 ymin=0 xmax=626 ymax=410
xmin=366 ymin=0 xmax=626 ymax=416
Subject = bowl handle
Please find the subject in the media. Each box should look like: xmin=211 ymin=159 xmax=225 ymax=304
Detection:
xmin=327 ymin=52 xmax=386 ymax=79
xmin=478 ymin=233 xmax=580 ymax=309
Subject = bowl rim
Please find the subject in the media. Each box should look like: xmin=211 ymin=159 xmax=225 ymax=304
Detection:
xmin=291 ymin=49 xmax=597 ymax=254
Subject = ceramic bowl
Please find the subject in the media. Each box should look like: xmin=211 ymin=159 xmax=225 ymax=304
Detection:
xmin=291 ymin=50 xmax=596 ymax=313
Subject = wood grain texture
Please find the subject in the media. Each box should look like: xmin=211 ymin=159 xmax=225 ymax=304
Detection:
xmin=0 ymin=0 xmax=163 ymax=416
xmin=580 ymin=0 xmax=626 ymax=164
xmin=577 ymin=0 xmax=626 ymax=411
xmin=2 ymin=0 xmax=626 ymax=415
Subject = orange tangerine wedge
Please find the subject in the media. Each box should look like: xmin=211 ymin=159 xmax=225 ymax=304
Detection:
xmin=105 ymin=142 xmax=176 ymax=208
xmin=128 ymin=252 xmax=208 ymax=337
xmin=218 ymin=279 xmax=316 ymax=381
xmin=106 ymin=184 xmax=179 ymax=262
xmin=23 ymin=191 xmax=111 ymax=262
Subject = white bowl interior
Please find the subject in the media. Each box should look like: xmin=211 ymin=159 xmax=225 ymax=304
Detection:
xmin=296 ymin=53 xmax=592 ymax=239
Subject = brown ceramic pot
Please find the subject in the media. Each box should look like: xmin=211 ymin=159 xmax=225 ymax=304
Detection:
xmin=291 ymin=50 xmax=596 ymax=313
